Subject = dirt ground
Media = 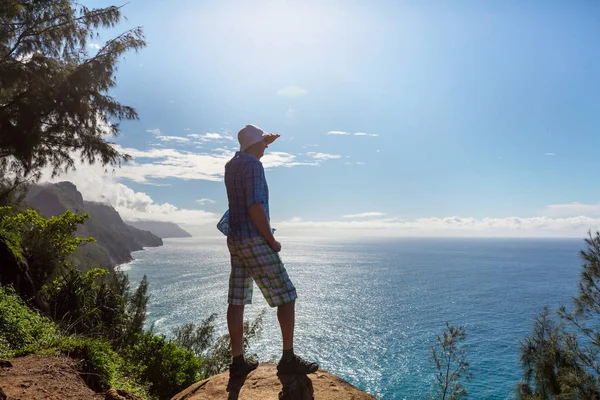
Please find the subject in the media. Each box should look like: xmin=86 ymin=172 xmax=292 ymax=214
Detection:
xmin=0 ymin=355 xmax=104 ymax=400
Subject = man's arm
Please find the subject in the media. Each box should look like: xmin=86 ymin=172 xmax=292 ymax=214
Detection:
xmin=248 ymin=202 xmax=281 ymax=252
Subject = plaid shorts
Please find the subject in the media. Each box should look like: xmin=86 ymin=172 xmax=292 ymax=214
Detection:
xmin=227 ymin=236 xmax=297 ymax=307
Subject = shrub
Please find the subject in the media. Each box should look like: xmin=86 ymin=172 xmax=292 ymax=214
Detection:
xmin=125 ymin=331 xmax=203 ymax=399
xmin=61 ymin=337 xmax=117 ymax=391
xmin=44 ymin=268 xmax=108 ymax=335
xmin=0 ymin=207 xmax=95 ymax=296
xmin=0 ymin=285 xmax=60 ymax=357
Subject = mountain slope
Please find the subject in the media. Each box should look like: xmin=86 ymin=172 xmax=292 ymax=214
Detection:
xmin=25 ymin=182 xmax=162 ymax=269
xmin=125 ymin=220 xmax=192 ymax=238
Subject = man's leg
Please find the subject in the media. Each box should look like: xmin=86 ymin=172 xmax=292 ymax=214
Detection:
xmin=226 ymin=240 xmax=258 ymax=376
xmin=276 ymin=298 xmax=318 ymax=374
xmin=277 ymin=300 xmax=295 ymax=351
xmin=227 ymin=304 xmax=245 ymax=357
xmin=245 ymin=237 xmax=318 ymax=374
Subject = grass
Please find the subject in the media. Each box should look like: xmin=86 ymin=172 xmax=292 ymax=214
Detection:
xmin=0 ymin=285 xmax=151 ymax=399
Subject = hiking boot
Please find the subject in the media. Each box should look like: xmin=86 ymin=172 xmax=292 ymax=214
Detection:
xmin=277 ymin=355 xmax=319 ymax=375
xmin=229 ymin=359 xmax=258 ymax=378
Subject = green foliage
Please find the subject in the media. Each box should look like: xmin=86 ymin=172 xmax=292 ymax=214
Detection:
xmin=43 ymin=267 xmax=108 ymax=335
xmin=125 ymin=274 xmax=149 ymax=345
xmin=518 ymin=231 xmax=600 ymax=399
xmin=199 ymin=310 xmax=265 ymax=377
xmin=431 ymin=323 xmax=471 ymax=400
xmin=125 ymin=331 xmax=203 ymax=400
xmin=43 ymin=266 xmax=150 ymax=349
xmin=57 ymin=335 xmax=150 ymax=399
xmin=0 ymin=285 xmax=60 ymax=358
xmin=0 ymin=206 xmax=95 ymax=293
xmin=172 ymin=313 xmax=217 ymax=358
xmin=0 ymin=205 xmax=23 ymax=259
xmin=61 ymin=336 xmax=117 ymax=391
xmin=516 ymin=307 xmax=596 ymax=399
xmin=0 ymin=0 xmax=146 ymax=181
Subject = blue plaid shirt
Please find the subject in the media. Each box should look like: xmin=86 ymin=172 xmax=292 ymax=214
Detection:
xmin=224 ymin=152 xmax=270 ymax=238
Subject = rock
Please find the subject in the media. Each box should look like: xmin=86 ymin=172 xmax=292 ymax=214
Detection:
xmin=0 ymin=360 xmax=13 ymax=368
xmin=105 ymin=388 xmax=146 ymax=400
xmin=170 ymin=364 xmax=376 ymax=400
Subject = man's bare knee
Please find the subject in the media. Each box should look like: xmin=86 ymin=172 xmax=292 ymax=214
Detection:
xmin=278 ymin=300 xmax=295 ymax=310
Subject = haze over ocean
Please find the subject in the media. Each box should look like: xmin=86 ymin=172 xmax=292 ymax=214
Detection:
xmin=123 ymin=236 xmax=583 ymax=399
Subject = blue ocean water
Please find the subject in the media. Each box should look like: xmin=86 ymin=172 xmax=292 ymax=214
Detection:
xmin=122 ymin=237 xmax=584 ymax=399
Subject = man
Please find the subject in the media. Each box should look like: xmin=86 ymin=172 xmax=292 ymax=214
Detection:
xmin=224 ymin=124 xmax=318 ymax=377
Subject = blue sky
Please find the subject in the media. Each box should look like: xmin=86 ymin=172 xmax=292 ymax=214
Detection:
xmin=50 ymin=0 xmax=600 ymax=237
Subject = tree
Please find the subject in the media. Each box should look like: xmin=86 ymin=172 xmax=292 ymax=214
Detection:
xmin=200 ymin=310 xmax=266 ymax=377
xmin=431 ymin=323 xmax=471 ymax=400
xmin=125 ymin=274 xmax=149 ymax=345
xmin=517 ymin=307 xmax=588 ymax=399
xmin=0 ymin=0 xmax=145 ymax=185
xmin=560 ymin=231 xmax=600 ymax=377
xmin=172 ymin=313 xmax=217 ymax=358
xmin=518 ymin=231 xmax=600 ymax=399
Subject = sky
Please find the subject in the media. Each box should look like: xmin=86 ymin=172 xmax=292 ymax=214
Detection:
xmin=43 ymin=0 xmax=600 ymax=237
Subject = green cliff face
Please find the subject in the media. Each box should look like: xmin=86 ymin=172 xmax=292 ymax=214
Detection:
xmin=25 ymin=182 xmax=163 ymax=269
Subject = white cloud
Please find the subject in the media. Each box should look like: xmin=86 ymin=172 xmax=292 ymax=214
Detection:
xmin=146 ymin=128 xmax=161 ymax=136
xmin=262 ymin=152 xmax=319 ymax=168
xmin=87 ymin=43 xmax=101 ymax=50
xmin=113 ymin=146 xmax=326 ymax=184
xmin=36 ymin=151 xmax=600 ymax=238
xmin=38 ymin=159 xmax=217 ymax=229
xmin=354 ymin=132 xmax=379 ymax=137
xmin=187 ymin=133 xmax=233 ymax=142
xmin=342 ymin=212 xmax=386 ymax=219
xmin=306 ymin=152 xmax=341 ymax=160
xmin=277 ymin=86 xmax=307 ymax=97
xmin=115 ymin=146 xmax=232 ymax=183
xmin=542 ymin=202 xmax=600 ymax=218
xmin=274 ymin=215 xmax=600 ymax=238
xmin=157 ymin=135 xmax=190 ymax=142
xmin=327 ymin=131 xmax=349 ymax=135
xmin=196 ymin=198 xmax=216 ymax=205
xmin=545 ymin=153 xmax=556 ymax=156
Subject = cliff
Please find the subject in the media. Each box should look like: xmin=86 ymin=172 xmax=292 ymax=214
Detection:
xmin=25 ymin=182 xmax=162 ymax=269
xmin=171 ymin=364 xmax=376 ymax=400
xmin=125 ymin=220 xmax=192 ymax=238
xmin=0 ymin=359 xmax=376 ymax=400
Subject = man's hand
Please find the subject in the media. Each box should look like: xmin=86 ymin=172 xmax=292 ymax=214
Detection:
xmin=268 ymin=238 xmax=282 ymax=253
xmin=264 ymin=133 xmax=280 ymax=145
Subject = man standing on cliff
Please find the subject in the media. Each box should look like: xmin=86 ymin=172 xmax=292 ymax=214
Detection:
xmin=223 ymin=124 xmax=319 ymax=377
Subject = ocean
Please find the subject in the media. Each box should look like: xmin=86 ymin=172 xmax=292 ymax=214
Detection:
xmin=121 ymin=237 xmax=584 ymax=399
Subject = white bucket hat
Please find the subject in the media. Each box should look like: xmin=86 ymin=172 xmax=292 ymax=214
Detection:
xmin=238 ymin=124 xmax=269 ymax=151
